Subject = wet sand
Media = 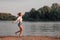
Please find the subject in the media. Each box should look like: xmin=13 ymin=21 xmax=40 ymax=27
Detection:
xmin=0 ymin=36 xmax=60 ymax=40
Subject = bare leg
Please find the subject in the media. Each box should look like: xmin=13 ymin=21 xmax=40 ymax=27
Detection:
xmin=15 ymin=31 xmax=20 ymax=40
xmin=15 ymin=30 xmax=20 ymax=34
xmin=19 ymin=25 xmax=23 ymax=36
xmin=15 ymin=25 xmax=23 ymax=34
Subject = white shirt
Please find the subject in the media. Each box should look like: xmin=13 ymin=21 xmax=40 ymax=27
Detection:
xmin=16 ymin=16 xmax=22 ymax=23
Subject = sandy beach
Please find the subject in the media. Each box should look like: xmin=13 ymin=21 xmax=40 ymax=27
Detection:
xmin=0 ymin=36 xmax=60 ymax=40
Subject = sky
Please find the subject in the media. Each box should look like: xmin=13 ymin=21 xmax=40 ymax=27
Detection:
xmin=0 ymin=0 xmax=60 ymax=16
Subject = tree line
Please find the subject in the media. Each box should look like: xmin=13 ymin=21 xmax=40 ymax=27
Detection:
xmin=0 ymin=13 xmax=16 ymax=21
xmin=23 ymin=3 xmax=60 ymax=21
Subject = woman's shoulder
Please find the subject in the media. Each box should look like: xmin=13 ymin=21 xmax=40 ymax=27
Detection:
xmin=18 ymin=16 xmax=22 ymax=19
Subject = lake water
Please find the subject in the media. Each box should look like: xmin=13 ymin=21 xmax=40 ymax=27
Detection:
xmin=0 ymin=21 xmax=60 ymax=36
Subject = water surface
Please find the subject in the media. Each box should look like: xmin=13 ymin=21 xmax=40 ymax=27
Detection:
xmin=0 ymin=21 xmax=60 ymax=36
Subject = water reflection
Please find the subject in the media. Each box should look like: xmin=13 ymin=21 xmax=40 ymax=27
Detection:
xmin=0 ymin=21 xmax=60 ymax=36
xmin=31 ymin=24 xmax=36 ymax=32
xmin=29 ymin=22 xmax=60 ymax=36
xmin=53 ymin=24 xmax=60 ymax=31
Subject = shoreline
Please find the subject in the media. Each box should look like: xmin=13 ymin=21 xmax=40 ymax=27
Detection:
xmin=0 ymin=36 xmax=60 ymax=40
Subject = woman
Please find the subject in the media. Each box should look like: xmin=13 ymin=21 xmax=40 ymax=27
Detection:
xmin=13 ymin=12 xmax=23 ymax=36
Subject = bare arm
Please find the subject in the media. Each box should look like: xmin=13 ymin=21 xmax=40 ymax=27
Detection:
xmin=13 ymin=17 xmax=19 ymax=23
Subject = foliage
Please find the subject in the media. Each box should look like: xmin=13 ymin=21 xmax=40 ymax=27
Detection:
xmin=23 ymin=3 xmax=60 ymax=21
xmin=0 ymin=13 xmax=17 ymax=21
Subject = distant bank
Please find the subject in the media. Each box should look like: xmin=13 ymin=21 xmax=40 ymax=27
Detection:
xmin=0 ymin=3 xmax=60 ymax=21
xmin=23 ymin=3 xmax=60 ymax=21
xmin=0 ymin=13 xmax=17 ymax=21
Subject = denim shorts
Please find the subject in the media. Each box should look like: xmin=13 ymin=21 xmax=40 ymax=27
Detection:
xmin=18 ymin=22 xmax=22 ymax=27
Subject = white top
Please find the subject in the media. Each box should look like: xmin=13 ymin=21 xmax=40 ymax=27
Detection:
xmin=16 ymin=16 xmax=22 ymax=23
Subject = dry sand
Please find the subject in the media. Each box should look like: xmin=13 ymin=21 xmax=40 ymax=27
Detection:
xmin=0 ymin=36 xmax=60 ymax=40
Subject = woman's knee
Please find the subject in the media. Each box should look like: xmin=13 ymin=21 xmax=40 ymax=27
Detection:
xmin=19 ymin=25 xmax=23 ymax=30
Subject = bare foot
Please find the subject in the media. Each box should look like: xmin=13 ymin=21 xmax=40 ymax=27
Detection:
xmin=20 ymin=32 xmax=22 ymax=37
xmin=19 ymin=33 xmax=22 ymax=38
